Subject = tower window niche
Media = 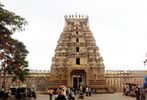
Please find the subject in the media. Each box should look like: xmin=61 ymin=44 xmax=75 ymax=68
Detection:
xmin=76 ymin=47 xmax=79 ymax=52
xmin=76 ymin=58 xmax=80 ymax=65
xmin=76 ymin=31 xmax=78 ymax=35
xmin=76 ymin=38 xmax=79 ymax=42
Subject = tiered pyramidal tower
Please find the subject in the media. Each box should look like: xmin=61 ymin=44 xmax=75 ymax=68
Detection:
xmin=49 ymin=14 xmax=108 ymax=92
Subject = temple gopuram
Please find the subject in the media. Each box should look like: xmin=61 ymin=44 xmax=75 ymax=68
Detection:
xmin=0 ymin=15 xmax=146 ymax=93
xmin=48 ymin=14 xmax=109 ymax=92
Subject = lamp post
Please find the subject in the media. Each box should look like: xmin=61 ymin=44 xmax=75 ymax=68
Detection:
xmin=143 ymin=53 xmax=147 ymax=66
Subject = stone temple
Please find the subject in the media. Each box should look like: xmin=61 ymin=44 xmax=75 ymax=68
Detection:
xmin=49 ymin=14 xmax=109 ymax=92
xmin=0 ymin=16 xmax=146 ymax=93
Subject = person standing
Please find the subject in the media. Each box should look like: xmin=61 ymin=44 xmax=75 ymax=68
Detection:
xmin=48 ymin=88 xmax=54 ymax=100
xmin=85 ymin=87 xmax=88 ymax=96
xmin=1 ymin=87 xmax=5 ymax=99
xmin=123 ymin=86 xmax=126 ymax=95
xmin=56 ymin=90 xmax=66 ymax=100
xmin=144 ymin=88 xmax=147 ymax=100
xmin=88 ymin=87 xmax=91 ymax=96
xmin=143 ymin=75 xmax=147 ymax=100
xmin=135 ymin=87 xmax=140 ymax=100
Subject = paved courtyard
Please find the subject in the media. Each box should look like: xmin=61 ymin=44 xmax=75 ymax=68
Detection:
xmin=36 ymin=93 xmax=135 ymax=100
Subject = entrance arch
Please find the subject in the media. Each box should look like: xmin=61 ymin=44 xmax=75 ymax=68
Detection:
xmin=70 ymin=70 xmax=86 ymax=90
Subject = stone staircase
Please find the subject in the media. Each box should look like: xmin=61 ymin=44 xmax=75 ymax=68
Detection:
xmin=89 ymin=80 xmax=114 ymax=93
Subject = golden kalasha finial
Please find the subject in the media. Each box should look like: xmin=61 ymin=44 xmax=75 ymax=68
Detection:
xmin=82 ymin=15 xmax=84 ymax=18
xmin=79 ymin=15 xmax=81 ymax=18
xmin=64 ymin=14 xmax=88 ymax=19
xmin=75 ymin=12 xmax=77 ymax=18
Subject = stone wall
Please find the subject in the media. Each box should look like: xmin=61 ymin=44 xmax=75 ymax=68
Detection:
xmin=105 ymin=70 xmax=146 ymax=91
xmin=0 ymin=70 xmax=146 ymax=92
xmin=0 ymin=70 xmax=50 ymax=91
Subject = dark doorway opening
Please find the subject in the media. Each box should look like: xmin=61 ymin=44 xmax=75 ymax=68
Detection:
xmin=71 ymin=70 xmax=86 ymax=92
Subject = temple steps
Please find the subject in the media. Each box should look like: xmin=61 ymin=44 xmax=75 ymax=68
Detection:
xmin=88 ymin=80 xmax=114 ymax=93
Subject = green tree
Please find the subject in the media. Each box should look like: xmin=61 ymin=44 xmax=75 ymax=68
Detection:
xmin=0 ymin=2 xmax=29 ymax=89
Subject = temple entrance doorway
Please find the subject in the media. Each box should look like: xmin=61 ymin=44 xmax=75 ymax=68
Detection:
xmin=71 ymin=70 xmax=86 ymax=91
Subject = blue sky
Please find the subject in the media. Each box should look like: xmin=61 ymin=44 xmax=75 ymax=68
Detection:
xmin=1 ymin=0 xmax=147 ymax=70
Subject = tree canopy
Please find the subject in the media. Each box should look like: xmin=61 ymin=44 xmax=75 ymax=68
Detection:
xmin=0 ymin=3 xmax=27 ymax=34
xmin=0 ymin=2 xmax=29 ymax=85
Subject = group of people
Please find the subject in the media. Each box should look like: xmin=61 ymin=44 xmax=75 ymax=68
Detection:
xmin=48 ymin=87 xmax=75 ymax=100
xmin=134 ymin=75 xmax=147 ymax=100
xmin=48 ymin=86 xmax=94 ymax=100
xmin=123 ymin=86 xmax=132 ymax=96
xmin=141 ymin=75 xmax=147 ymax=100
xmin=134 ymin=86 xmax=147 ymax=100
xmin=123 ymin=85 xmax=145 ymax=100
xmin=85 ymin=87 xmax=92 ymax=96
xmin=122 ymin=75 xmax=147 ymax=100
xmin=0 ymin=87 xmax=37 ymax=100
xmin=0 ymin=87 xmax=11 ymax=100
